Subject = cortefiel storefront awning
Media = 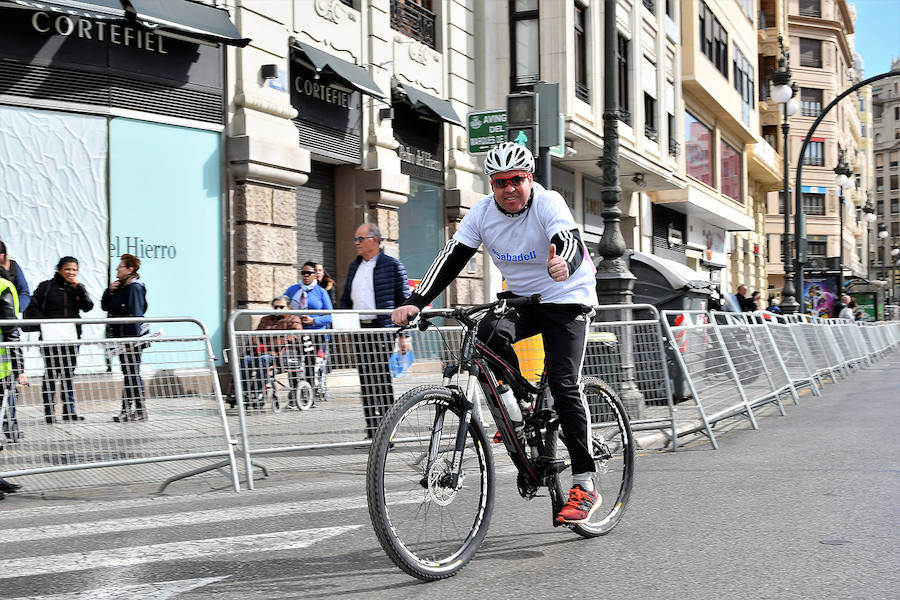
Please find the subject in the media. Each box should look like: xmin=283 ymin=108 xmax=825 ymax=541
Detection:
xmin=2 ymin=0 xmax=249 ymax=46
xmin=394 ymin=83 xmax=463 ymax=127
xmin=291 ymin=40 xmax=387 ymax=100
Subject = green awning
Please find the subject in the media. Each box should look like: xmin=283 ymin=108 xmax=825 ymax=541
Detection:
xmin=292 ymin=40 xmax=387 ymax=100
xmin=0 ymin=0 xmax=249 ymax=46
xmin=395 ymin=83 xmax=463 ymax=127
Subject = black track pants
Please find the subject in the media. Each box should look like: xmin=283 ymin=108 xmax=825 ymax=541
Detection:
xmin=477 ymin=303 xmax=595 ymax=474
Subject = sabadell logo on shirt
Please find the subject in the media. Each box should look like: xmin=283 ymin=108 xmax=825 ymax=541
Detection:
xmin=491 ymin=249 xmax=537 ymax=262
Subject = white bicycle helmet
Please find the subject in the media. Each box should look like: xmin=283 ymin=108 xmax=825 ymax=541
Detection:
xmin=483 ymin=141 xmax=535 ymax=176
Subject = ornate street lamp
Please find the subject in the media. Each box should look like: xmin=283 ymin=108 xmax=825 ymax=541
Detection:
xmin=833 ymin=144 xmax=854 ymax=293
xmin=770 ymin=35 xmax=800 ymax=313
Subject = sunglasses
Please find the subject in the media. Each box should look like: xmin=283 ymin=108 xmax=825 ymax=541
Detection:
xmin=491 ymin=174 xmax=528 ymax=189
xmin=352 ymin=236 xmax=375 ymax=243
xmin=300 ymin=271 xmax=315 ymax=276
xmin=273 ymin=305 xmax=287 ymax=310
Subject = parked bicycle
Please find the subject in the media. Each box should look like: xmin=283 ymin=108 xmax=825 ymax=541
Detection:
xmin=366 ymin=294 xmax=635 ymax=580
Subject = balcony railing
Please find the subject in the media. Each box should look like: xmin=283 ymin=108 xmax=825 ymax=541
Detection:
xmin=645 ymin=124 xmax=658 ymax=141
xmin=390 ymin=0 xmax=436 ymax=50
xmin=618 ymin=108 xmax=632 ymax=126
xmin=798 ymin=5 xmax=821 ymax=18
xmin=668 ymin=139 xmax=680 ymax=156
xmin=575 ymin=82 xmax=590 ymax=103
xmin=642 ymin=0 xmax=655 ymax=13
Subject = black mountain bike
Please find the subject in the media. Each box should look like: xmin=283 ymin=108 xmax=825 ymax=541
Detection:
xmin=366 ymin=294 xmax=635 ymax=580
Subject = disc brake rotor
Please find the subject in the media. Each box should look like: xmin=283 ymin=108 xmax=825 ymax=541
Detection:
xmin=426 ymin=457 xmax=464 ymax=506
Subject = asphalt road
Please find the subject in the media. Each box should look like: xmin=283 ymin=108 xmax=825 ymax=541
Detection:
xmin=1 ymin=354 xmax=897 ymax=599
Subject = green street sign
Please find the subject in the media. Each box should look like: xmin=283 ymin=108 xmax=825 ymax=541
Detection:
xmin=467 ymin=109 xmax=507 ymax=154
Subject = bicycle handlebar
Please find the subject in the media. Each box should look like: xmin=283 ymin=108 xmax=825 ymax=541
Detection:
xmin=395 ymin=293 xmax=542 ymax=334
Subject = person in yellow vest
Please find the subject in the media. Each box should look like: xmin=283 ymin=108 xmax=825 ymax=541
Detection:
xmin=0 ymin=265 xmax=27 ymax=499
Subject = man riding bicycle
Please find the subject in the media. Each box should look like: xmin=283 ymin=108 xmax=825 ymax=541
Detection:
xmin=392 ymin=141 xmax=600 ymax=524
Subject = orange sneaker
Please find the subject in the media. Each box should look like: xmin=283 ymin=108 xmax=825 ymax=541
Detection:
xmin=555 ymin=485 xmax=600 ymax=524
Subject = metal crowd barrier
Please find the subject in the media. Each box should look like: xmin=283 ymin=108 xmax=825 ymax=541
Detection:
xmin=659 ymin=310 xmax=752 ymax=449
xmin=227 ymin=305 xmax=685 ymax=489
xmin=710 ymin=311 xmax=796 ymax=412
xmin=0 ymin=317 xmax=239 ymax=493
xmin=759 ymin=313 xmax=822 ymax=397
xmin=582 ymin=304 xmax=678 ymax=449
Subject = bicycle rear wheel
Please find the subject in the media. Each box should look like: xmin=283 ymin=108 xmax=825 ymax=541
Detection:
xmin=367 ymin=384 xmax=494 ymax=580
xmin=560 ymin=377 xmax=635 ymax=538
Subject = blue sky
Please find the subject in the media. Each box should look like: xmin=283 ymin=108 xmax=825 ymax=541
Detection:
xmin=851 ymin=0 xmax=900 ymax=77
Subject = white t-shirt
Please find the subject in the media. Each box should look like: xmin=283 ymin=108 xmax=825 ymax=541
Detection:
xmin=350 ymin=257 xmax=378 ymax=319
xmin=453 ymin=183 xmax=597 ymax=305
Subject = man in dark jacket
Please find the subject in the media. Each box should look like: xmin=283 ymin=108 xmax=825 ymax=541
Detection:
xmin=340 ymin=223 xmax=410 ymax=438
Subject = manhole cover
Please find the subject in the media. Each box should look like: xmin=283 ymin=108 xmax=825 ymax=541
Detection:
xmin=820 ymin=540 xmax=851 ymax=545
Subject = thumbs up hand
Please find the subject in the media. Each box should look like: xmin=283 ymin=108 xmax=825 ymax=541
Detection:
xmin=548 ymin=244 xmax=569 ymax=282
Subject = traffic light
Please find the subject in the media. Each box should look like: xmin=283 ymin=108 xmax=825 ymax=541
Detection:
xmin=506 ymin=93 xmax=538 ymax=155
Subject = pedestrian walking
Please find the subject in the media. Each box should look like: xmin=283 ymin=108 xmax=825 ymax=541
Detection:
xmin=339 ymin=223 xmax=410 ymax=439
xmin=101 ymin=254 xmax=149 ymax=422
xmin=0 ymin=240 xmax=31 ymax=313
xmin=839 ymin=301 xmax=855 ymax=321
xmin=25 ymin=256 xmax=94 ymax=423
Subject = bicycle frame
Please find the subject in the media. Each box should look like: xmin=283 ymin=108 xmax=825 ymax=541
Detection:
xmin=421 ymin=300 xmax=561 ymax=493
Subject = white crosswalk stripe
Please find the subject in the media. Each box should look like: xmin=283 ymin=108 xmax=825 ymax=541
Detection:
xmin=0 ymin=526 xmax=361 ymax=579
xmin=6 ymin=576 xmax=230 ymax=600
xmin=4 ymin=491 xmax=420 ymax=542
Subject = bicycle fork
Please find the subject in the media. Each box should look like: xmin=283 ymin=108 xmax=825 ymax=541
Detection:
xmin=423 ymin=373 xmax=480 ymax=491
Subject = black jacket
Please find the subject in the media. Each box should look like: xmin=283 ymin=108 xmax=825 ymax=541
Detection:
xmin=339 ymin=251 xmax=410 ymax=328
xmin=101 ymin=279 xmax=148 ymax=338
xmin=26 ymin=273 xmax=94 ymax=337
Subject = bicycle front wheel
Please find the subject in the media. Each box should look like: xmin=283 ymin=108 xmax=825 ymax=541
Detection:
xmin=567 ymin=377 xmax=635 ymax=538
xmin=367 ymin=384 xmax=494 ymax=580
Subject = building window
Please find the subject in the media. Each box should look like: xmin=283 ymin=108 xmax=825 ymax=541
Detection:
xmin=665 ymin=0 xmax=676 ymax=19
xmin=799 ymin=38 xmax=822 ymax=68
xmin=802 ymin=140 xmax=824 ymax=166
xmin=895 ymin=106 xmax=900 ymax=120
xmin=644 ymin=93 xmax=657 ymax=140
xmin=699 ymin=2 xmax=728 ymax=77
xmin=642 ymin=0 xmax=655 ymax=13
xmin=892 ymin=175 xmax=899 ymax=190
xmin=762 ymin=124 xmax=778 ymax=150
xmin=876 ymin=153 xmax=883 ymax=169
xmin=574 ymin=4 xmax=589 ymax=102
xmin=859 ymin=97 xmax=865 ymax=112
xmin=759 ymin=0 xmax=776 ymax=28
xmin=735 ymin=0 xmax=753 ymax=21
xmin=893 ymin=222 xmax=900 ymax=237
xmin=720 ymin=140 xmax=741 ymax=202
xmin=798 ymin=0 xmax=821 ymax=17
xmin=892 ymin=198 xmax=900 ymax=214
xmin=876 ymin=176 xmax=884 ymax=192
xmin=733 ymin=45 xmax=754 ymax=116
xmin=876 ymin=200 xmax=884 ymax=215
xmin=510 ymin=0 xmax=539 ymax=89
xmin=800 ymin=88 xmax=823 ymax=116
xmin=807 ymin=240 xmax=827 ymax=258
xmin=617 ymin=34 xmax=631 ymax=124
xmin=802 ymin=192 xmax=826 ymax=216
xmin=390 ymin=0 xmax=436 ymax=49
xmin=685 ymin=111 xmax=713 ymax=186
xmin=891 ymin=150 xmax=899 ymax=167
xmin=667 ymin=113 xmax=678 ymax=155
